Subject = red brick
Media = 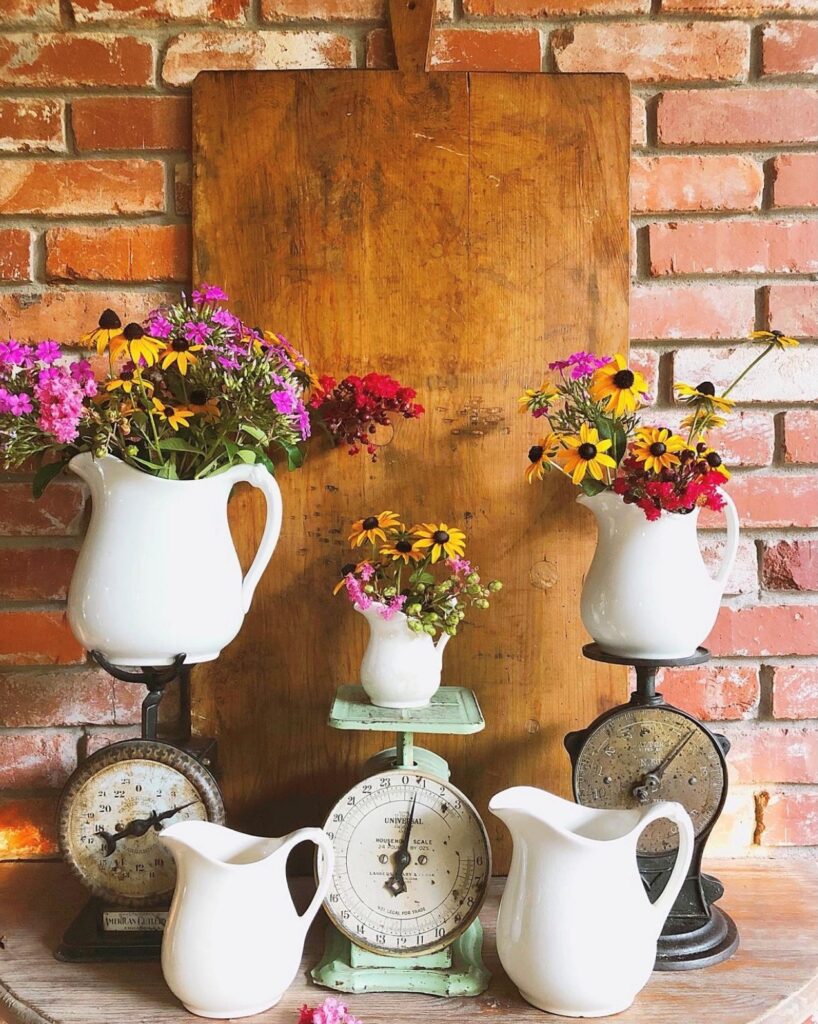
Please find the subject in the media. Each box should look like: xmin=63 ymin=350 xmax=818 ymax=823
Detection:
xmin=758 ymin=789 xmax=818 ymax=846
xmin=767 ymin=282 xmax=818 ymax=337
xmin=366 ymin=26 xmax=394 ymax=68
xmin=657 ymin=87 xmax=818 ymax=145
xmin=630 ymin=283 xmax=755 ymax=339
xmin=762 ymin=540 xmax=818 ymax=591
xmin=85 ymin=725 xmax=142 ymax=755
xmin=262 ymin=0 xmax=384 ymax=18
xmin=631 ymin=95 xmax=647 ymax=147
xmin=46 ymin=225 xmax=190 ymax=283
xmin=0 ymin=548 xmax=77 ymax=601
xmin=727 ymin=724 xmax=818 ymax=783
xmin=663 ymin=0 xmax=816 ymax=10
xmin=675 ymin=344 xmax=818 ymax=402
xmin=0 ymin=0 xmax=60 ymax=24
xmin=71 ymin=0 xmax=246 ymax=22
xmin=0 ymin=288 xmax=175 ymax=346
xmin=784 ymin=410 xmax=818 ymax=464
xmin=706 ymin=473 xmax=818 ymax=528
xmin=629 ymin=348 xmax=659 ymax=400
xmin=0 ymin=483 xmax=85 ymax=536
xmin=466 ymin=0 xmax=646 ymax=14
xmin=650 ymin=219 xmax=818 ymax=276
xmin=0 ymin=667 xmax=142 ymax=727
xmin=0 ymin=611 xmax=85 ymax=666
xmin=0 ymin=159 xmax=164 ymax=216
xmin=657 ymin=664 xmax=759 ymax=720
xmin=0 ymin=731 xmax=76 ymax=787
xmin=771 ymin=153 xmax=818 ymax=209
xmin=552 ymin=22 xmax=750 ymax=83
xmin=700 ymin=536 xmax=759 ymax=595
xmin=162 ymin=30 xmax=354 ymax=85
xmin=762 ymin=21 xmax=818 ymax=75
xmin=713 ymin=411 xmax=775 ymax=466
xmin=706 ymin=604 xmax=818 ymax=657
xmin=631 ymin=155 xmax=762 ymax=214
xmin=0 ymin=228 xmax=31 ymax=282
xmin=772 ymin=664 xmax=818 ymax=718
xmin=0 ymin=33 xmax=153 ymax=88
xmin=0 ymin=795 xmax=59 ymax=859
xmin=0 ymin=98 xmax=64 ymax=153
xmin=72 ymin=96 xmax=191 ymax=152
xmin=174 ymin=161 xmax=192 ymax=215
xmin=429 ymin=29 xmax=542 ymax=71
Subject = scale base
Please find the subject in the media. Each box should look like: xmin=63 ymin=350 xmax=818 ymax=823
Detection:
xmin=654 ymin=906 xmax=739 ymax=971
xmin=311 ymin=919 xmax=490 ymax=996
xmin=56 ymin=897 xmax=167 ymax=963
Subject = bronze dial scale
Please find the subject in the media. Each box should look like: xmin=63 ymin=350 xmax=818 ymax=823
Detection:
xmin=565 ymin=643 xmax=739 ymax=970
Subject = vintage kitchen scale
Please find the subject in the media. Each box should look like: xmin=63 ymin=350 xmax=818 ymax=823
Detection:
xmin=312 ymin=685 xmax=491 ymax=996
xmin=56 ymin=652 xmax=224 ymax=962
xmin=565 ymin=643 xmax=739 ymax=970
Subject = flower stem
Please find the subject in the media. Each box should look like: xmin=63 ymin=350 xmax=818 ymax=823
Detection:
xmin=722 ymin=343 xmax=774 ymax=398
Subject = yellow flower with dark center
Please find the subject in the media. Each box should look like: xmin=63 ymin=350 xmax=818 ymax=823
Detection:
xmin=188 ymin=390 xmax=221 ymax=423
xmin=589 ymin=354 xmax=648 ymax=416
xmin=82 ymin=309 xmax=123 ymax=356
xmin=675 ymin=381 xmax=735 ymax=413
xmin=152 ymin=398 xmax=193 ymax=432
xmin=105 ymin=366 xmax=152 ymax=395
xmin=631 ymin=427 xmax=686 ymax=474
xmin=750 ymin=329 xmax=799 ymax=349
xmin=332 ymin=560 xmax=370 ymax=595
xmin=160 ymin=337 xmax=203 ymax=375
xmin=381 ymin=529 xmax=424 ymax=565
xmin=113 ymin=323 xmax=163 ymax=368
xmin=680 ymin=410 xmax=728 ymax=438
xmin=696 ymin=446 xmax=731 ymax=480
xmin=519 ymin=381 xmax=558 ymax=415
xmin=349 ymin=511 xmax=401 ymax=547
xmin=558 ymin=422 xmax=617 ymax=485
xmin=412 ymin=523 xmax=466 ymax=563
xmin=525 ymin=433 xmax=560 ymax=483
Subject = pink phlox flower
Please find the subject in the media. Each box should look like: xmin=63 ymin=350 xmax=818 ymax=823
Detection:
xmin=359 ymin=562 xmax=375 ymax=581
xmin=2 ymin=390 xmax=34 ymax=417
xmin=147 ymin=315 xmax=173 ymax=339
xmin=183 ymin=321 xmax=212 ymax=345
xmin=270 ymin=388 xmax=298 ymax=415
xmin=447 ymin=556 xmax=472 ymax=575
xmin=548 ymin=351 xmax=611 ymax=379
xmin=38 ymin=367 xmax=61 ymax=385
xmin=192 ymin=284 xmax=228 ymax=304
xmin=217 ymin=354 xmax=240 ymax=371
xmin=35 ymin=370 xmax=84 ymax=443
xmin=296 ymin=402 xmax=311 ymax=440
xmin=299 ymin=997 xmax=355 ymax=1024
xmin=69 ymin=359 xmax=97 ymax=396
xmin=211 ymin=307 xmax=240 ymax=331
xmin=378 ymin=594 xmax=407 ymax=621
xmin=34 ymin=340 xmax=61 ymax=364
xmin=345 ymin=575 xmax=372 ymax=611
xmin=0 ymin=340 xmax=28 ymax=367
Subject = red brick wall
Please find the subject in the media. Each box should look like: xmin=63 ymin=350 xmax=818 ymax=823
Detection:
xmin=0 ymin=0 xmax=816 ymax=860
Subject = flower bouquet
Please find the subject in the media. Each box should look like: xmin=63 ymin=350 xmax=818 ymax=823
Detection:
xmin=334 ymin=512 xmax=501 ymax=708
xmin=520 ymin=331 xmax=798 ymax=660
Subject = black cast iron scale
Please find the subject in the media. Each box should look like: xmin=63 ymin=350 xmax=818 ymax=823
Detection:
xmin=564 ymin=643 xmax=739 ymax=970
xmin=56 ymin=652 xmax=224 ymax=963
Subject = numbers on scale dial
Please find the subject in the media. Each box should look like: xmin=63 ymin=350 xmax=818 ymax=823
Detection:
xmin=321 ymin=770 xmax=490 ymax=955
xmin=573 ymin=706 xmax=724 ymax=856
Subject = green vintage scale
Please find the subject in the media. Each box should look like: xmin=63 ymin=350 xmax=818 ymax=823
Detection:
xmin=312 ymin=685 xmax=491 ymax=997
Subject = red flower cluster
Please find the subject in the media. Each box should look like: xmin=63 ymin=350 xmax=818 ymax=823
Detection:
xmin=311 ymin=372 xmax=424 ymax=459
xmin=614 ymin=448 xmax=727 ymax=521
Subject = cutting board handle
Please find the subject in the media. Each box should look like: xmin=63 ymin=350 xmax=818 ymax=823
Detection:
xmin=388 ymin=0 xmax=435 ymax=71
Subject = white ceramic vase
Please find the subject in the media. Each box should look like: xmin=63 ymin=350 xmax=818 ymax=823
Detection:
xmin=357 ymin=603 xmax=450 ymax=709
xmin=67 ymin=453 xmax=283 ymax=666
xmin=489 ymin=787 xmax=694 ymax=1017
xmin=160 ymin=821 xmax=333 ymax=1019
xmin=578 ymin=489 xmax=739 ymax=660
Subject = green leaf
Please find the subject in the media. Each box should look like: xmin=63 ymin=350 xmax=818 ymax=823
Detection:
xmin=579 ymin=476 xmax=607 ymax=497
xmin=158 ymin=437 xmax=202 ymax=454
xmin=158 ymin=459 xmax=179 ymax=480
xmin=32 ymin=458 xmax=69 ymax=499
xmin=284 ymin=443 xmax=304 ymax=472
xmin=258 ymin=453 xmax=276 ymax=475
xmin=239 ymin=423 xmax=269 ymax=444
xmin=595 ymin=416 xmax=628 ymax=465
xmin=236 ymin=449 xmax=257 ymax=464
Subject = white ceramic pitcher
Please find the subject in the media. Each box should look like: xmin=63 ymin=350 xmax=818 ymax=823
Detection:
xmin=356 ymin=604 xmax=451 ymax=708
xmin=67 ymin=453 xmax=283 ymax=666
xmin=578 ymin=489 xmax=739 ymax=660
xmin=489 ymin=787 xmax=694 ymax=1017
xmin=159 ymin=820 xmax=334 ymax=1019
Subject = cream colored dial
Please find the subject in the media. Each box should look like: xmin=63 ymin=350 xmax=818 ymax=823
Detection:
xmin=321 ymin=770 xmax=491 ymax=955
xmin=574 ymin=706 xmax=724 ymax=856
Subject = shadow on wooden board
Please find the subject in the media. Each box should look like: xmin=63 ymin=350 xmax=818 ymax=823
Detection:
xmin=191 ymin=67 xmax=630 ymax=873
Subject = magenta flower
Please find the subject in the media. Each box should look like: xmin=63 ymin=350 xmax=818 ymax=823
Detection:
xmin=298 ymin=997 xmax=362 ymax=1024
xmin=211 ymin=308 xmax=240 ymax=331
xmin=183 ymin=321 xmax=212 ymax=345
xmin=147 ymin=315 xmax=173 ymax=339
xmin=548 ymin=351 xmax=611 ymax=380
xmin=344 ymin=574 xmax=373 ymax=611
xmin=270 ymin=388 xmax=298 ymax=415
xmin=35 ymin=340 xmax=62 ymax=364
xmin=378 ymin=594 xmax=407 ymax=621
xmin=35 ymin=370 xmax=85 ymax=443
xmin=0 ymin=340 xmax=28 ymax=367
xmin=447 ymin=556 xmax=472 ymax=575
xmin=38 ymin=367 xmax=61 ymax=385
xmin=192 ymin=284 xmax=228 ymax=304
xmin=3 ymin=391 xmax=34 ymax=416
xmin=296 ymin=403 xmax=311 ymax=440
xmin=359 ymin=563 xmax=375 ymax=581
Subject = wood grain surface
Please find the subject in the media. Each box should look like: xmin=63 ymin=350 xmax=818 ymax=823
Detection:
xmin=1 ymin=861 xmax=816 ymax=1024
xmin=191 ymin=69 xmax=630 ymax=872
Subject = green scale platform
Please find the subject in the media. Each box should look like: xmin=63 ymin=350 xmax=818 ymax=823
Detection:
xmin=312 ymin=685 xmax=490 ymax=997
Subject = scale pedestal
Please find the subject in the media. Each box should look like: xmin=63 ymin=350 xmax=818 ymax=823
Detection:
xmin=311 ymin=685 xmax=490 ymax=997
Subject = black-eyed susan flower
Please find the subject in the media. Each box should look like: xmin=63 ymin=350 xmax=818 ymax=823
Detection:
xmin=589 ymin=354 xmax=648 ymax=416
xmin=117 ymin=323 xmax=163 ymax=367
xmin=349 ymin=511 xmax=401 ymax=547
xmin=631 ymin=427 xmax=686 ymax=474
xmin=152 ymin=398 xmax=193 ymax=432
xmin=694 ymin=444 xmax=731 ymax=480
xmin=558 ymin=422 xmax=617 ymax=485
xmin=105 ymin=364 xmax=151 ymax=395
xmin=381 ymin=528 xmax=424 ymax=565
xmin=413 ymin=523 xmax=466 ymax=563
xmin=674 ymin=381 xmax=735 ymax=414
xmin=525 ymin=433 xmax=561 ymax=483
xmin=519 ymin=381 xmax=558 ymax=416
xmin=82 ymin=309 xmax=123 ymax=356
xmin=188 ymin=389 xmax=221 ymax=423
xmin=750 ymin=329 xmax=799 ymax=349
xmin=160 ymin=336 xmax=203 ymax=375
xmin=332 ymin=561 xmax=367 ymax=595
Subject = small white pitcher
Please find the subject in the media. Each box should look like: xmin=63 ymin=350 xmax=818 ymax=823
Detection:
xmin=159 ymin=821 xmax=334 ymax=1019
xmin=356 ymin=604 xmax=450 ymax=708
xmin=490 ymin=787 xmax=694 ymax=1017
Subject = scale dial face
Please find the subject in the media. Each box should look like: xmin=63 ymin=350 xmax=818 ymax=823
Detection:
xmin=573 ymin=705 xmax=725 ymax=856
xmin=321 ymin=769 xmax=491 ymax=956
xmin=58 ymin=740 xmax=224 ymax=906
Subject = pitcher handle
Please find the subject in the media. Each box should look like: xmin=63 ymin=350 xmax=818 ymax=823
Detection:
xmin=230 ymin=465 xmax=283 ymax=613
xmin=278 ymin=827 xmax=335 ymax=927
xmin=636 ymin=801 xmax=695 ymax=928
xmin=711 ymin=490 xmax=740 ymax=591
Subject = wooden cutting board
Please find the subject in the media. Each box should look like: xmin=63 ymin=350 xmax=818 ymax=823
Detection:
xmin=191 ymin=6 xmax=630 ymax=872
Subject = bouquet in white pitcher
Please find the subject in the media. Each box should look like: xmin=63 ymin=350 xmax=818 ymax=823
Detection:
xmin=520 ymin=329 xmax=798 ymax=521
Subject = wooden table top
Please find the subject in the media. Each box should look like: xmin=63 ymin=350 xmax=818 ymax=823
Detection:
xmin=0 ymin=860 xmax=816 ymax=1024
